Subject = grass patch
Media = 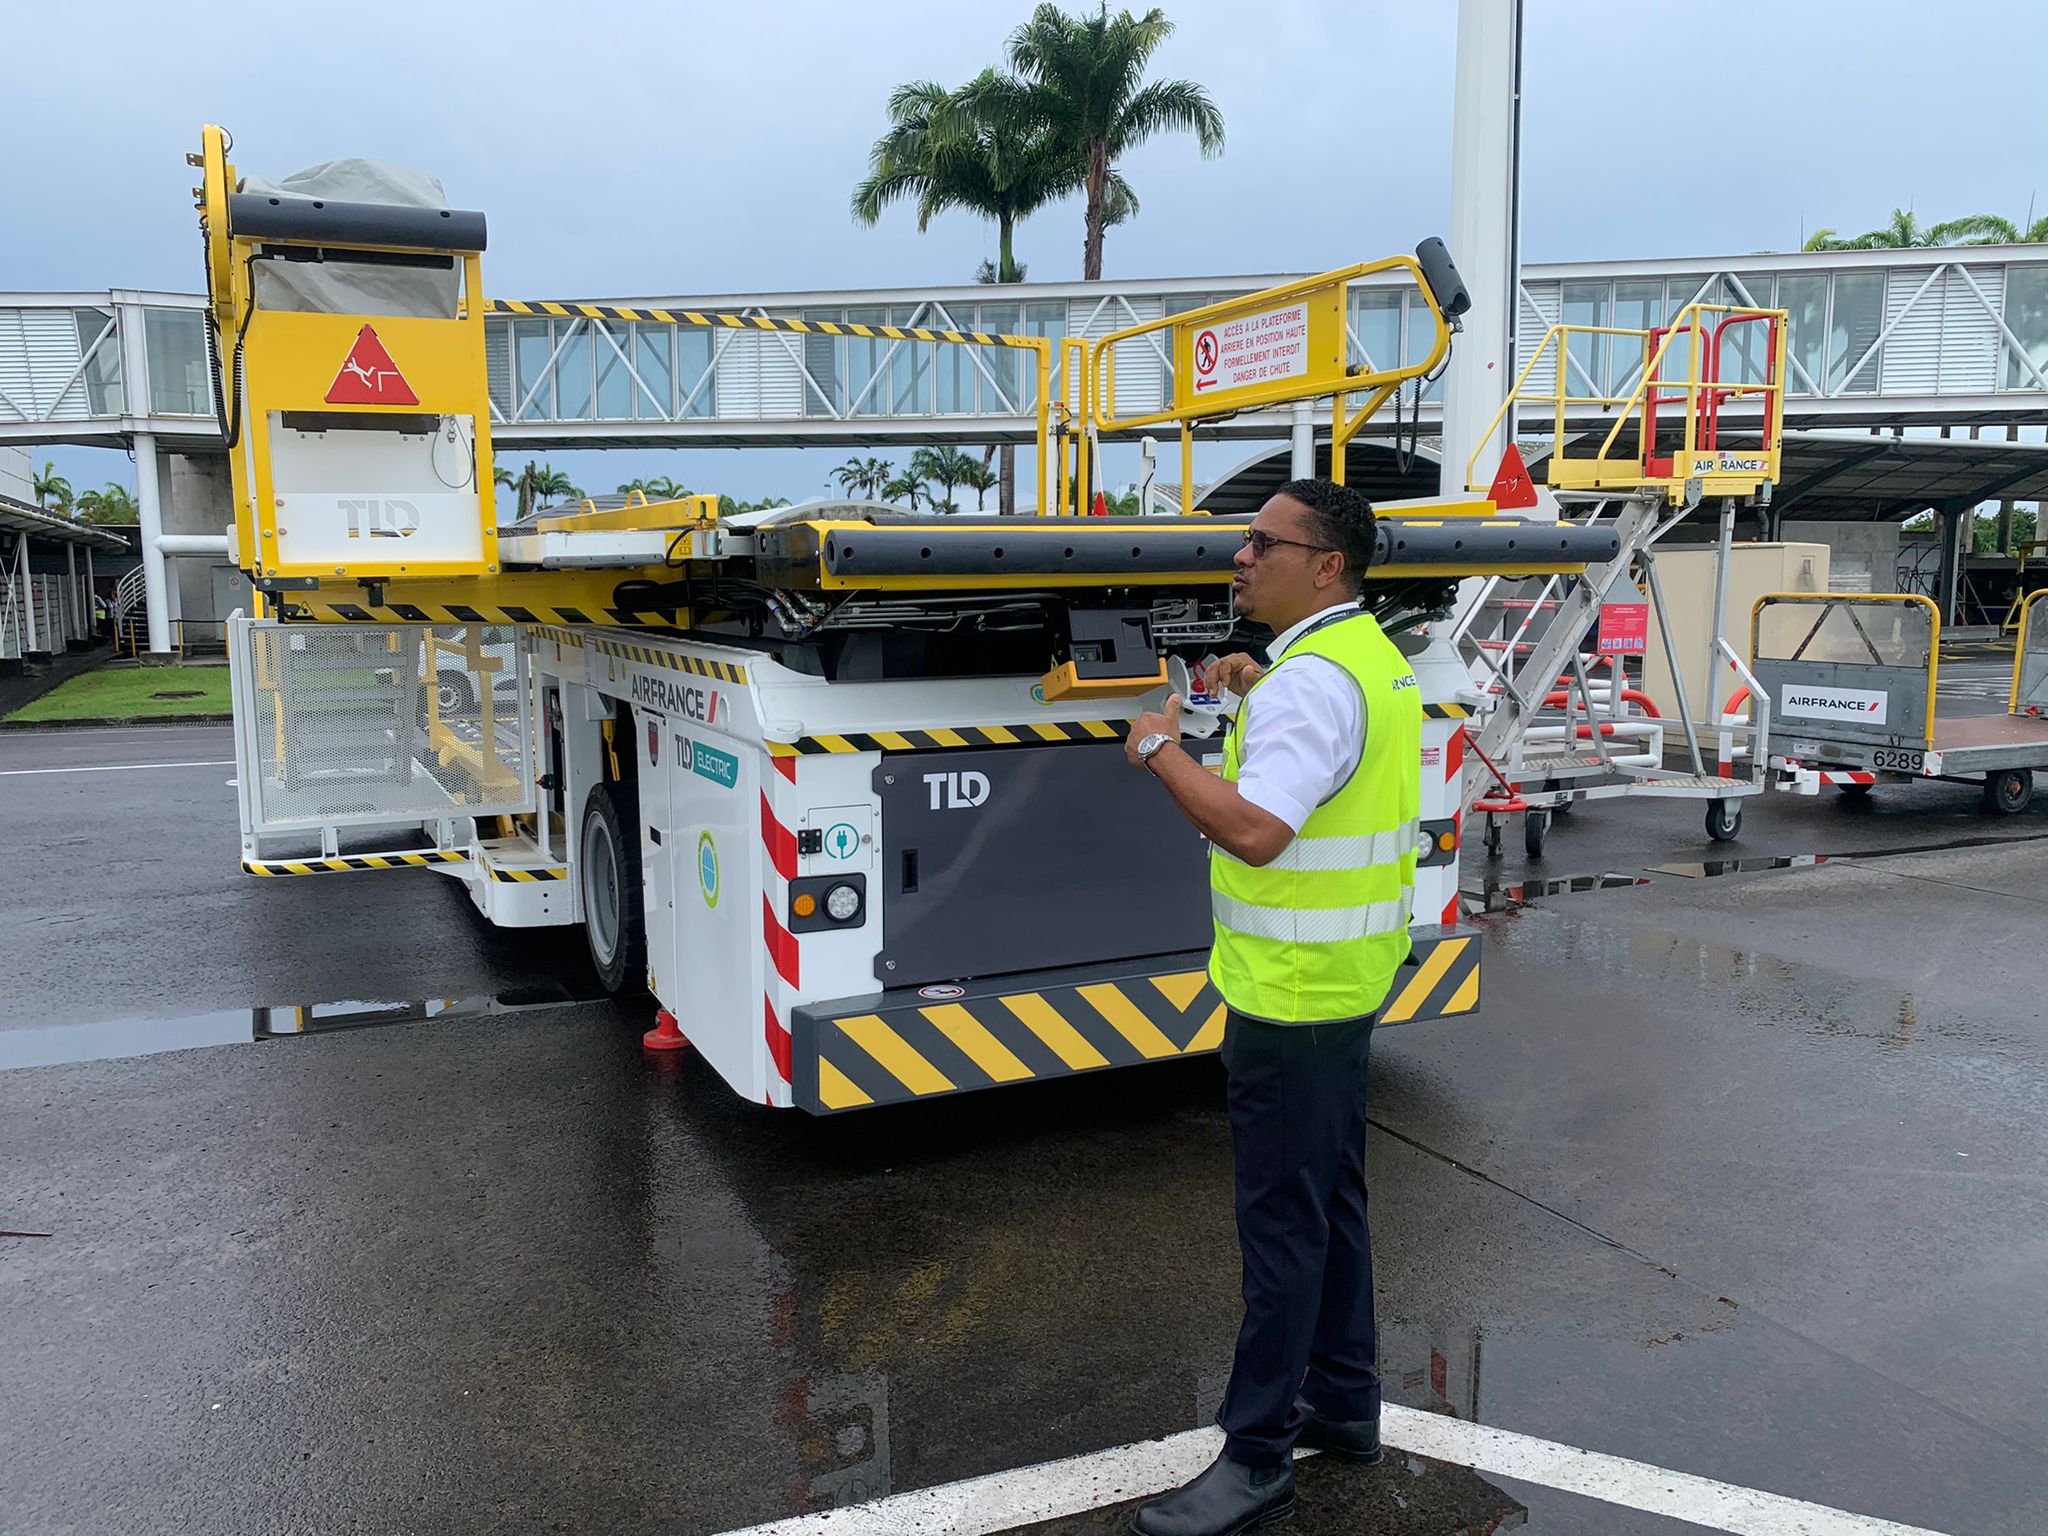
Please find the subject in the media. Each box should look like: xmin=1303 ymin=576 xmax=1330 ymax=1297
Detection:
xmin=7 ymin=665 xmax=233 ymax=723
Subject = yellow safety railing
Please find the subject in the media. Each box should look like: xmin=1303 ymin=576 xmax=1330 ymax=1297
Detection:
xmin=2010 ymin=588 xmax=2048 ymax=713
xmin=423 ymin=627 xmax=521 ymax=802
xmin=1088 ymin=258 xmax=1455 ymax=517
xmin=1468 ymin=303 xmax=1788 ymax=504
xmin=1751 ymin=591 xmax=1940 ymax=749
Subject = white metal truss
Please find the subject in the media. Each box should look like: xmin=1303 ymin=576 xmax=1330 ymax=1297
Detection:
xmin=5 ymin=249 xmax=2048 ymax=448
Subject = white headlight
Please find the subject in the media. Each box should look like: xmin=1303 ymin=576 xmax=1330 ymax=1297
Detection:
xmin=825 ymin=883 xmax=861 ymax=922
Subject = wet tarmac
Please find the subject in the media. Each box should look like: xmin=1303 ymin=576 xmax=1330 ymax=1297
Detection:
xmin=5 ymin=725 xmax=2048 ymax=1533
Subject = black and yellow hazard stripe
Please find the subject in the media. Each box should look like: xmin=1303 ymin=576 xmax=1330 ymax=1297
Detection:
xmin=489 ymin=866 xmax=567 ymax=883
xmin=585 ymin=635 xmax=747 ymax=683
xmin=243 ymin=851 xmax=470 ymax=877
xmin=793 ymin=931 xmax=1480 ymax=1113
xmin=1423 ymin=702 xmax=1471 ymax=719
xmin=291 ymin=598 xmax=684 ymax=628
xmin=487 ymin=299 xmax=1031 ymax=352
xmin=770 ymin=719 xmax=1130 ymax=756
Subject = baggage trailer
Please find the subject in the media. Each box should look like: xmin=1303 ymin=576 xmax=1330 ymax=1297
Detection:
xmin=1757 ymin=590 xmax=2048 ymax=813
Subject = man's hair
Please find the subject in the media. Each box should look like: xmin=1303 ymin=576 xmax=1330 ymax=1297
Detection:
xmin=1276 ymin=478 xmax=1376 ymax=596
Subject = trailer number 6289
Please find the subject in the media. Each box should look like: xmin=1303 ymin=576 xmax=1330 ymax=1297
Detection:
xmin=1872 ymin=748 xmax=1924 ymax=773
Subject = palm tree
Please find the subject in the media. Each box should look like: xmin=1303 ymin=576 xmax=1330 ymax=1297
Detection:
xmin=910 ymin=446 xmax=981 ymax=512
xmin=644 ymin=475 xmax=686 ymax=500
xmin=528 ymin=464 xmax=582 ymax=507
xmin=881 ymin=473 xmax=926 ymax=511
xmin=956 ymin=456 xmax=999 ymax=511
xmin=981 ymin=5 xmax=1224 ymax=281
xmin=1804 ymin=208 xmax=2040 ymax=251
xmin=33 ymin=462 xmax=71 ymax=513
xmin=833 ymin=456 xmax=895 ymax=500
xmin=853 ymin=72 xmax=1110 ymax=287
xmin=74 ymin=483 xmax=139 ymax=524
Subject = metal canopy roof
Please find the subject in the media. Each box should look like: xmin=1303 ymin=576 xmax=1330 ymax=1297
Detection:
xmin=1197 ymin=430 xmax=2048 ymax=524
xmin=0 ymin=496 xmax=129 ymax=550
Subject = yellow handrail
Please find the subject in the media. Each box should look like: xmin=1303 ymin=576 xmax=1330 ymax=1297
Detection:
xmin=1086 ymin=259 xmax=1453 ymax=515
xmin=2010 ymin=588 xmax=2048 ymax=712
xmin=1465 ymin=303 xmax=1788 ymax=502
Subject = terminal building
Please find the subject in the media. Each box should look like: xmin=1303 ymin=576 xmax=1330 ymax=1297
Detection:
xmin=3 ymin=244 xmax=2046 ymax=653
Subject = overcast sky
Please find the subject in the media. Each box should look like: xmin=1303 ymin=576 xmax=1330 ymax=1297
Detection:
xmin=14 ymin=0 xmax=2048 ymax=496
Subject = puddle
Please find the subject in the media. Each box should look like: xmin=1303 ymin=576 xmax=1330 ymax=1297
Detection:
xmin=0 ymin=981 xmax=608 ymax=1072
xmin=1469 ymin=872 xmax=1653 ymax=912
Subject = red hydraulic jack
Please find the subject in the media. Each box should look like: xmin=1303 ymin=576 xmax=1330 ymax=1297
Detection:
xmin=643 ymin=1009 xmax=690 ymax=1051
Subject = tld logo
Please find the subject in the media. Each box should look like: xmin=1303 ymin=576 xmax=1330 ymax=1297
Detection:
xmin=340 ymin=498 xmax=419 ymax=539
xmin=923 ymin=770 xmax=989 ymax=810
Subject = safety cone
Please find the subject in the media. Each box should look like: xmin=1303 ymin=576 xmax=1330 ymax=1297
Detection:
xmin=642 ymin=1008 xmax=689 ymax=1051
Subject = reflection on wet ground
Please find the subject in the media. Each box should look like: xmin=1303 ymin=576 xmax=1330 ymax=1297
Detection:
xmin=0 ymin=981 xmax=609 ymax=1071
xmin=1468 ymin=825 xmax=2048 ymax=911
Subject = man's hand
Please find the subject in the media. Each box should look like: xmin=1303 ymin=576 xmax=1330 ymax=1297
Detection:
xmin=1208 ymin=652 xmax=1265 ymax=699
xmin=1124 ymin=693 xmax=1184 ymax=769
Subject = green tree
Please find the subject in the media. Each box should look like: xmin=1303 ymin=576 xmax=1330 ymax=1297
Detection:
xmin=853 ymin=72 xmax=1107 ymax=287
xmin=881 ymin=473 xmax=927 ymax=511
xmin=74 ymin=483 xmax=138 ymax=524
xmin=1804 ymin=209 xmax=2043 ymax=251
xmin=979 ymin=5 xmax=1224 ymax=281
xmin=33 ymin=461 xmax=71 ymax=513
xmin=956 ymin=456 xmax=1000 ymax=511
xmin=527 ymin=463 xmax=582 ymax=507
xmin=718 ymin=494 xmax=793 ymax=517
xmin=833 ymin=456 xmax=895 ymax=500
xmin=909 ymin=446 xmax=982 ymax=512
xmin=618 ymin=474 xmax=688 ymax=500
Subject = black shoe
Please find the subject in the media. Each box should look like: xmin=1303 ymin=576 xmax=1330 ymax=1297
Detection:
xmin=1292 ymin=1396 xmax=1383 ymax=1464
xmin=1130 ymin=1451 xmax=1296 ymax=1535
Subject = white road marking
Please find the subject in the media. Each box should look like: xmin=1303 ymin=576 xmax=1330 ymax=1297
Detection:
xmin=711 ymin=1411 xmax=1954 ymax=1536
xmin=0 ymin=759 xmax=236 ymax=777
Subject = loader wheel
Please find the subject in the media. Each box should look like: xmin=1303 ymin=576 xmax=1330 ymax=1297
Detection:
xmin=1523 ymin=810 xmax=1549 ymax=860
xmin=1983 ymin=769 xmax=2034 ymax=815
xmin=581 ymin=781 xmax=647 ymax=994
xmin=1705 ymin=799 xmax=1743 ymax=842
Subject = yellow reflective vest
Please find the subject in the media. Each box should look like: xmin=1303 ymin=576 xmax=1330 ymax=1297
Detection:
xmin=1209 ymin=608 xmax=1422 ymax=1024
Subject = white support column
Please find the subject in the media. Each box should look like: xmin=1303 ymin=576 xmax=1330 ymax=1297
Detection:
xmin=85 ymin=548 xmax=97 ymax=639
xmin=133 ymin=431 xmax=172 ymax=655
xmin=1290 ymin=402 xmax=1316 ymax=480
xmin=16 ymin=536 xmax=38 ymax=654
xmin=1439 ymin=0 xmax=1523 ymax=502
xmin=65 ymin=543 xmax=79 ymax=645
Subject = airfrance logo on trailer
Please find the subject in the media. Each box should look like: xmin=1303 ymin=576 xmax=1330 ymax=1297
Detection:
xmin=631 ymin=674 xmax=720 ymax=725
xmin=1779 ymin=683 xmax=1889 ymax=726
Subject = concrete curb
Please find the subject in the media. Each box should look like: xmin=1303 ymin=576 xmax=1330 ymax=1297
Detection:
xmin=0 ymin=715 xmax=234 ymax=732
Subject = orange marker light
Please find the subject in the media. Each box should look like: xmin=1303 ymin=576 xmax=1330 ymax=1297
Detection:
xmin=792 ymin=893 xmax=818 ymax=919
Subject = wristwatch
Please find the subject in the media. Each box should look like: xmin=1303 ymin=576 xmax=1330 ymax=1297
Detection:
xmin=1135 ymin=732 xmax=1174 ymax=766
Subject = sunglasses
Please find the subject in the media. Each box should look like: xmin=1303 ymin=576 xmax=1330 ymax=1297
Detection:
xmin=1240 ymin=529 xmax=1334 ymax=559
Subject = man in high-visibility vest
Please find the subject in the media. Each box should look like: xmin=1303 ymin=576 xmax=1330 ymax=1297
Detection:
xmin=1123 ymin=477 xmax=1420 ymax=1536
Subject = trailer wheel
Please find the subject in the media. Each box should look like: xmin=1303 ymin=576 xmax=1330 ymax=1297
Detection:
xmin=1705 ymin=799 xmax=1743 ymax=841
xmin=581 ymin=781 xmax=647 ymax=994
xmin=1523 ymin=810 xmax=1549 ymax=860
xmin=1982 ymin=768 xmax=2034 ymax=815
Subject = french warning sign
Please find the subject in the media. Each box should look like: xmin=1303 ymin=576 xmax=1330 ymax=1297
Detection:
xmin=1191 ymin=301 xmax=1309 ymax=398
xmin=325 ymin=325 xmax=420 ymax=406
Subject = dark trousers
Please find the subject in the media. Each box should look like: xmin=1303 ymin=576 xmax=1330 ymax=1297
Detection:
xmin=1217 ymin=1008 xmax=1378 ymax=1469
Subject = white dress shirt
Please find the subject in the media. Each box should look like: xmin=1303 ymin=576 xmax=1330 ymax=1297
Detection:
xmin=1232 ymin=601 xmax=1366 ymax=834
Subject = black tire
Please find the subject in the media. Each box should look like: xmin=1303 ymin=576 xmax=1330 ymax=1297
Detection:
xmin=580 ymin=781 xmax=647 ymax=994
xmin=1483 ymin=815 xmax=1503 ymax=858
xmin=1982 ymin=768 xmax=2034 ymax=815
xmin=1705 ymin=799 xmax=1742 ymax=842
xmin=436 ymin=670 xmax=475 ymax=715
xmin=1836 ymin=782 xmax=1874 ymax=799
xmin=1523 ymin=810 xmax=1549 ymax=860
